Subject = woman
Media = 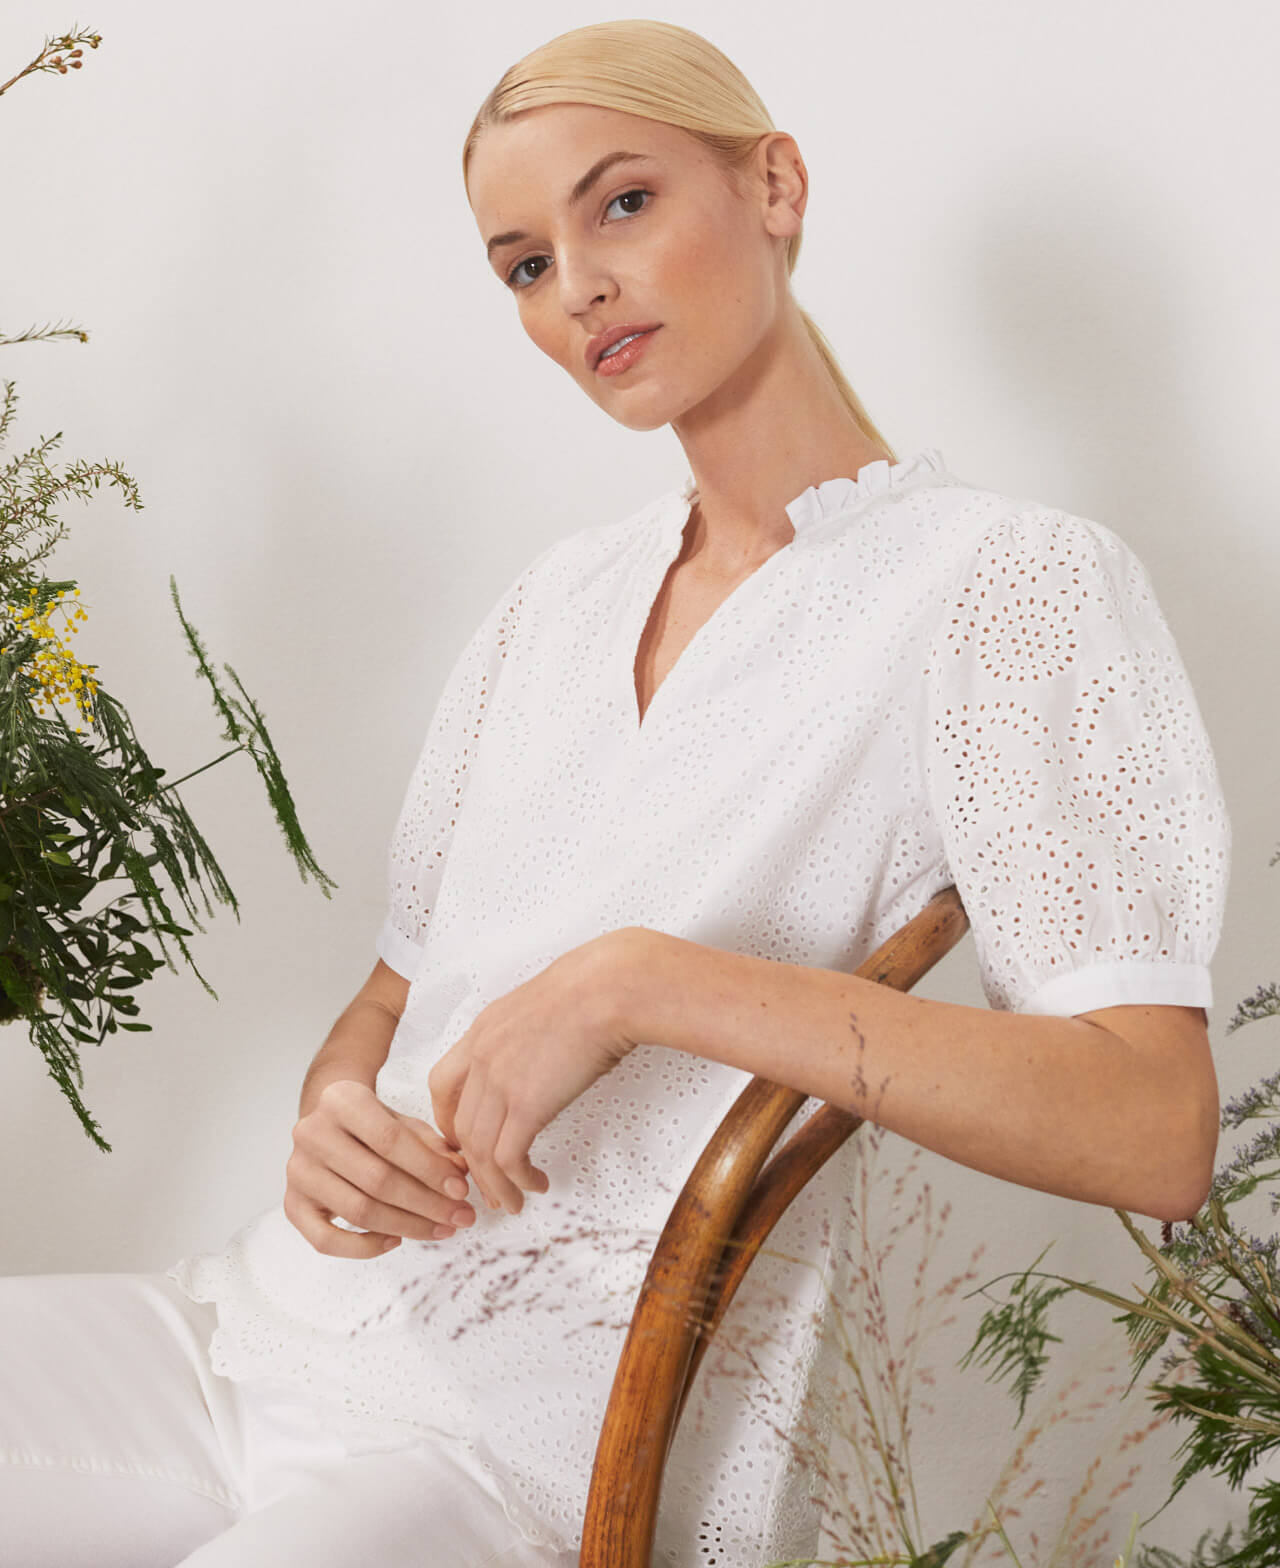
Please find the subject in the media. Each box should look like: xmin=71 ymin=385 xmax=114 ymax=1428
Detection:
xmin=0 ymin=18 xmax=1230 ymax=1568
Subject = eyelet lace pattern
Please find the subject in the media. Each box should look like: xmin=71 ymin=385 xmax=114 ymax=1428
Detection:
xmin=168 ymin=448 xmax=1228 ymax=1563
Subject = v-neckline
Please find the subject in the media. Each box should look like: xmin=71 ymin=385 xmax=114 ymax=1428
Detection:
xmin=629 ymin=492 xmax=798 ymax=735
xmin=623 ymin=448 xmax=951 ymax=738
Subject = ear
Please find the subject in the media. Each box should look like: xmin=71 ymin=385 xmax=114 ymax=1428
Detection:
xmin=753 ymin=131 xmax=807 ymax=239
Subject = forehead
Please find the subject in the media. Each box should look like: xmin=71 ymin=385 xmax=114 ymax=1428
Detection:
xmin=467 ymin=103 xmax=705 ymax=226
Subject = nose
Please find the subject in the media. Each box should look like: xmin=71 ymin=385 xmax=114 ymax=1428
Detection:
xmin=556 ymin=246 xmax=617 ymax=319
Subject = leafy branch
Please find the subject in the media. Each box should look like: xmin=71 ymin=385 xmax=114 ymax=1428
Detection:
xmin=2 ymin=27 xmax=335 ymax=1151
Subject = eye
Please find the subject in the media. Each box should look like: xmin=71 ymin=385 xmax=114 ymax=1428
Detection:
xmin=505 ymin=188 xmax=652 ymax=291
xmin=604 ymin=186 xmax=651 ymax=221
xmin=507 ymin=254 xmax=549 ymax=290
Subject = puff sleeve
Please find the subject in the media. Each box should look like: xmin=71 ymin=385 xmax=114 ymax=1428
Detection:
xmin=922 ymin=505 xmax=1231 ymax=1017
xmin=375 ymin=543 xmax=555 ymax=980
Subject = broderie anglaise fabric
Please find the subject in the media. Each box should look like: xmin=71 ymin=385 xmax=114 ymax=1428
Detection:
xmin=168 ymin=448 xmax=1229 ymax=1565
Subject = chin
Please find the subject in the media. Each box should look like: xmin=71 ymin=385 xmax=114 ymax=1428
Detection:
xmin=605 ymin=406 xmax=675 ymax=433
xmin=589 ymin=378 xmax=705 ymax=433
xmin=581 ymin=385 xmax=670 ymax=432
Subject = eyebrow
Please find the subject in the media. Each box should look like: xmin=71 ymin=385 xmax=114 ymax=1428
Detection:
xmin=485 ymin=150 xmax=653 ymax=261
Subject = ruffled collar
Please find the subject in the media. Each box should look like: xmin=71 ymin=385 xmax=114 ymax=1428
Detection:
xmin=676 ymin=446 xmax=948 ymax=534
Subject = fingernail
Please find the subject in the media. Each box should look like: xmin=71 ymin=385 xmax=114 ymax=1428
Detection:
xmin=450 ymin=1206 xmax=474 ymax=1226
xmin=432 ymin=1223 xmax=453 ymax=1240
xmin=444 ymin=1177 xmax=468 ymax=1199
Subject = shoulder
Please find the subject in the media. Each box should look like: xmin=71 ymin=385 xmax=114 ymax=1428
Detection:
xmin=920 ymin=456 xmax=1123 ymax=552
xmin=836 ymin=456 xmax=1144 ymax=606
xmin=923 ymin=484 xmax=1184 ymax=692
xmin=929 ymin=478 xmax=1152 ymax=613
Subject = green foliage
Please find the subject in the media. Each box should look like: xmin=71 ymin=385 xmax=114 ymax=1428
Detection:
xmin=1 ymin=369 xmax=335 ymax=1151
xmin=957 ymin=837 xmax=1280 ymax=1558
xmin=910 ymin=1531 xmax=970 ymax=1566
xmin=957 ymin=1242 xmax=1070 ymax=1423
xmin=1135 ymin=1522 xmax=1242 ymax=1568
xmin=168 ymin=577 xmax=335 ymax=893
xmin=3 ymin=25 xmax=337 ymax=1151
xmin=1133 ymin=1486 xmax=1277 ymax=1567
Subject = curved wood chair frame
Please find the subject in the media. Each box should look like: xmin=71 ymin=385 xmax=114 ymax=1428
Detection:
xmin=578 ymin=884 xmax=970 ymax=1567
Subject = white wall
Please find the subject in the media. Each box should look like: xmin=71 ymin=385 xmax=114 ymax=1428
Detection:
xmin=3 ymin=0 xmax=1277 ymax=1556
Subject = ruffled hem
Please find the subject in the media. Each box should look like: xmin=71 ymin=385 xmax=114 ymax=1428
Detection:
xmin=165 ymin=1248 xmax=576 ymax=1555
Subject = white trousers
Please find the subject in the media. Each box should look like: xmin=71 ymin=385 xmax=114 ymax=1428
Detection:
xmin=0 ymin=1270 xmax=578 ymax=1568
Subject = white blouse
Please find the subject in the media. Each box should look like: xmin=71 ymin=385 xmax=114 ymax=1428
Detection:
xmin=167 ymin=447 xmax=1230 ymax=1565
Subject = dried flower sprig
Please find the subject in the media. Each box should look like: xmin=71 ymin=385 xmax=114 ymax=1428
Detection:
xmin=369 ymin=1114 xmax=1167 ymax=1567
xmin=0 ymin=26 xmax=102 ymax=99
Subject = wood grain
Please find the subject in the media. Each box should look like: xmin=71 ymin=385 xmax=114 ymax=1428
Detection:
xmin=578 ymin=884 xmax=970 ymax=1566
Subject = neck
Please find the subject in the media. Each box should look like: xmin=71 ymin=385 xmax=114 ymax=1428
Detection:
xmin=670 ymin=303 xmax=892 ymax=574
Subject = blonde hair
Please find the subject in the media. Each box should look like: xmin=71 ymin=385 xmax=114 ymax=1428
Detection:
xmin=462 ymin=19 xmax=897 ymax=461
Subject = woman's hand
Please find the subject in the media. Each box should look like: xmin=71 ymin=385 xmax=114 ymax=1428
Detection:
xmin=427 ymin=930 xmax=642 ymax=1218
xmin=285 ymin=1078 xmax=478 ymax=1257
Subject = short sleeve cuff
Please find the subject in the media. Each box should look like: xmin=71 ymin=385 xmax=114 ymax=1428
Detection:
xmin=1018 ymin=960 xmax=1213 ymax=1018
xmin=376 ymin=919 xmax=425 ymax=982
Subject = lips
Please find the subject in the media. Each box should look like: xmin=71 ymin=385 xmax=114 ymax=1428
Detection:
xmin=587 ymin=322 xmax=662 ymax=371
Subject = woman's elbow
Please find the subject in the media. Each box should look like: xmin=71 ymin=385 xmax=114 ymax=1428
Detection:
xmin=1139 ymin=1082 xmax=1219 ymax=1224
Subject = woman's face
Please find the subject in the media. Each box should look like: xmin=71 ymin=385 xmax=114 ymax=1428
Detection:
xmin=466 ymin=103 xmax=801 ymax=432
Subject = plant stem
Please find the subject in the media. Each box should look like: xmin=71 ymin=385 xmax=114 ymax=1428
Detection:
xmin=155 ymin=746 xmax=243 ymax=794
xmin=984 ymin=1500 xmax=1025 ymax=1568
xmin=0 ymin=784 xmax=59 ymax=821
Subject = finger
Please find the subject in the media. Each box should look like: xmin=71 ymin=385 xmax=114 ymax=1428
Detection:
xmin=428 ymin=1044 xmax=467 ymax=1150
xmin=330 ymin=1096 xmax=477 ymax=1215
xmin=316 ymin=1133 xmax=476 ymax=1231
xmin=301 ymin=1157 xmax=465 ymax=1244
xmin=388 ymin=1116 xmax=470 ymax=1191
xmin=451 ymin=1066 xmax=501 ymax=1213
xmin=462 ymin=1079 xmax=524 ymax=1216
xmin=494 ymin=1117 xmax=551 ymax=1200
xmin=400 ymin=1114 xmax=469 ymax=1172
xmin=287 ymin=1192 xmax=401 ymax=1258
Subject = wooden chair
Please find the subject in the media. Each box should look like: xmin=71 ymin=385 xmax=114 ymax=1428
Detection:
xmin=578 ymin=883 xmax=970 ymax=1567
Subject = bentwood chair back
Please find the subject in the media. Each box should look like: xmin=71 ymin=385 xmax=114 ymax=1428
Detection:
xmin=577 ymin=884 xmax=970 ymax=1567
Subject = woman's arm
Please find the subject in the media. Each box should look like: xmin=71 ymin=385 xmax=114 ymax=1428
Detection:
xmin=425 ymin=928 xmax=1217 ymax=1224
xmin=297 ymin=958 xmax=408 ymax=1119
xmin=288 ymin=959 xmax=478 ymax=1258
xmin=608 ymin=928 xmax=1219 ymax=1224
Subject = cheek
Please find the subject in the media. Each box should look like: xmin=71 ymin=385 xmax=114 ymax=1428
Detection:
xmin=520 ymin=308 xmax=573 ymax=370
xmin=650 ymin=218 xmax=765 ymax=345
